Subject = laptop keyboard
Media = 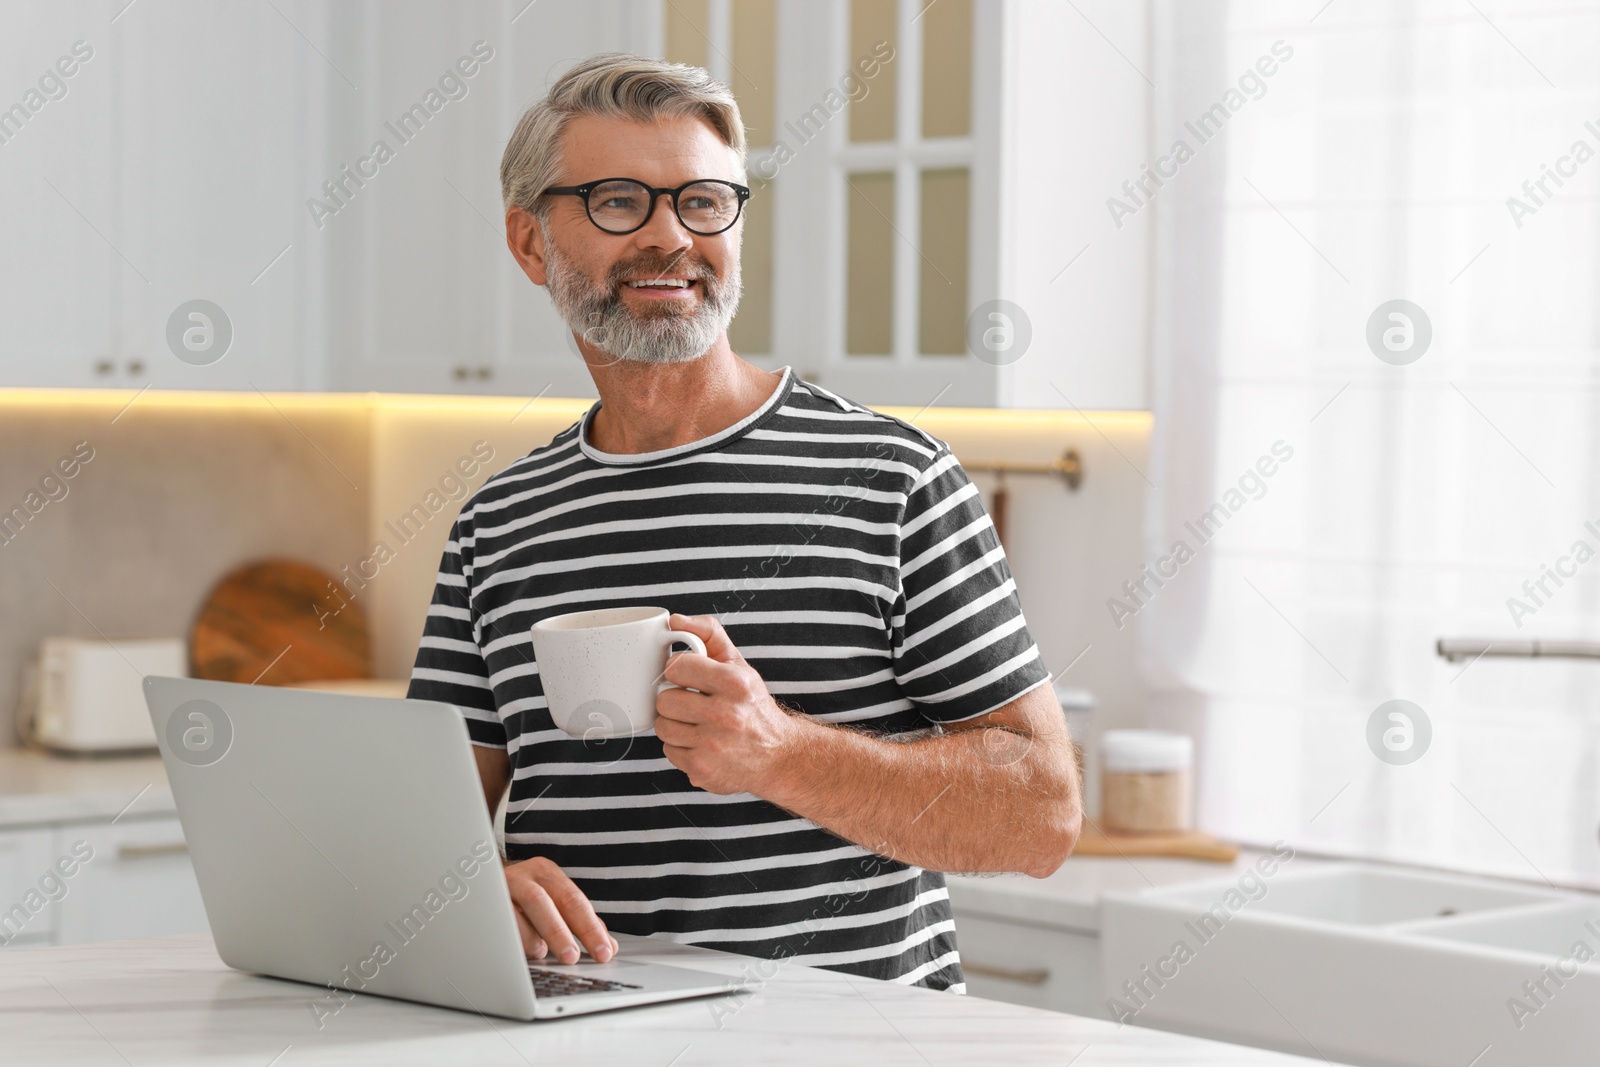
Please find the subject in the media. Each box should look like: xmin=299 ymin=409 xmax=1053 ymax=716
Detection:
xmin=528 ymin=965 xmax=642 ymax=998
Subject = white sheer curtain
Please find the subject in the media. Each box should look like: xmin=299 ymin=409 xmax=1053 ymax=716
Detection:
xmin=1145 ymin=0 xmax=1600 ymax=887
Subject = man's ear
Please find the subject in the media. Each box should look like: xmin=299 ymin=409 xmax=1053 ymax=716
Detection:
xmin=505 ymin=206 xmax=549 ymax=286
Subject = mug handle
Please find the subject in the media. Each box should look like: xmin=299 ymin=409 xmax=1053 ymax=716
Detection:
xmin=657 ymin=631 xmax=707 ymax=693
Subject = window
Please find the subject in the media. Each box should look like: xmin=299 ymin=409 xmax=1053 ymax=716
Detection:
xmin=1146 ymin=2 xmax=1600 ymax=887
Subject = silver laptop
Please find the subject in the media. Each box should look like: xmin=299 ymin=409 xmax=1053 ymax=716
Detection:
xmin=144 ymin=675 xmax=750 ymax=1020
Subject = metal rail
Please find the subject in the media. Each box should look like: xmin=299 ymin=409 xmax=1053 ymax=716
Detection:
xmin=960 ymin=448 xmax=1083 ymax=490
xmin=1436 ymin=638 xmax=1600 ymax=663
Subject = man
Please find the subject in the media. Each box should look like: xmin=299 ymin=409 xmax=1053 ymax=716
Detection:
xmin=407 ymin=53 xmax=1080 ymax=994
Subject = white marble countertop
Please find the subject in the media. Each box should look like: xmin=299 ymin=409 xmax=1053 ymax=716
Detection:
xmin=0 ymin=932 xmax=1331 ymax=1066
xmin=0 ymin=748 xmax=173 ymax=828
xmin=947 ymin=848 xmax=1343 ymax=933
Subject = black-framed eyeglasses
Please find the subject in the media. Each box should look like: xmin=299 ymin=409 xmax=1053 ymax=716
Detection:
xmin=542 ymin=178 xmax=751 ymax=236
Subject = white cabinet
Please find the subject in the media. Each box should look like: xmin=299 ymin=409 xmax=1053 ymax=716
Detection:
xmin=955 ymin=912 xmax=1106 ymax=1019
xmin=0 ymin=0 xmax=316 ymax=391
xmin=109 ymin=0 xmax=311 ymax=392
xmin=53 ymin=816 xmax=208 ymax=945
xmin=322 ymin=1 xmax=644 ymax=398
xmin=0 ymin=3 xmax=116 ymax=389
xmin=2 ymin=1 xmax=1147 ymax=409
xmin=0 ymin=818 xmax=207 ymax=950
xmin=0 ymin=827 xmax=59 ymax=946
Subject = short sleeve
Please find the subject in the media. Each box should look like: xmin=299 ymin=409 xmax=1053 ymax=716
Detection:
xmin=890 ymin=448 xmax=1050 ymax=723
xmin=406 ymin=515 xmax=506 ymax=748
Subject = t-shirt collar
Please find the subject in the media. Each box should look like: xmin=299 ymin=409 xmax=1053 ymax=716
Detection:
xmin=578 ymin=366 xmax=794 ymax=466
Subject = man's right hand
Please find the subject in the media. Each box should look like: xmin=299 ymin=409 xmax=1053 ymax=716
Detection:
xmin=504 ymin=856 xmax=618 ymax=964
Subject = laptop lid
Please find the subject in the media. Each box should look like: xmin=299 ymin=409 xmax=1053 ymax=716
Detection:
xmin=143 ymin=676 xmax=538 ymax=1022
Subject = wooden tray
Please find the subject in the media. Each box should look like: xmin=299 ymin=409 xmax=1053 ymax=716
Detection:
xmin=189 ymin=559 xmax=369 ymax=686
xmin=1074 ymin=820 xmax=1240 ymax=863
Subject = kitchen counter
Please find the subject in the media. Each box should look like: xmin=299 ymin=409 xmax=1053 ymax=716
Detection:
xmin=0 ymin=748 xmax=172 ymax=828
xmin=949 ymin=841 xmax=1600 ymax=936
xmin=0 ymin=932 xmax=1333 ymax=1066
xmin=946 ymin=847 xmax=1322 ymax=932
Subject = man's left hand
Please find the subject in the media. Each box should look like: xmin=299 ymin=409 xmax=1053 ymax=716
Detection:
xmin=654 ymin=614 xmax=804 ymax=795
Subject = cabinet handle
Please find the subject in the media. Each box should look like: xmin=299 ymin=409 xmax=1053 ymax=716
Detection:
xmin=963 ymin=961 xmax=1050 ymax=985
xmin=117 ymin=842 xmax=188 ymax=860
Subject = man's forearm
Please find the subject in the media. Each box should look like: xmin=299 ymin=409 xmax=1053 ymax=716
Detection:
xmin=760 ymin=689 xmax=1081 ymax=877
xmin=654 ymin=615 xmax=1082 ymax=876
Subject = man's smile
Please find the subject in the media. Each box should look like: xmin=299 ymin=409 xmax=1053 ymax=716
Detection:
xmin=622 ymin=276 xmax=701 ymax=300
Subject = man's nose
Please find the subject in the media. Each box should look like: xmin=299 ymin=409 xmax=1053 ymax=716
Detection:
xmin=633 ymin=191 xmax=695 ymax=251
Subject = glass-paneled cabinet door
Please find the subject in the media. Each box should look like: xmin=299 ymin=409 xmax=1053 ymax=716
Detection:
xmin=660 ymin=0 xmax=1003 ymax=408
xmin=832 ymin=0 xmax=1000 ymax=406
xmin=663 ymin=0 xmax=778 ymax=364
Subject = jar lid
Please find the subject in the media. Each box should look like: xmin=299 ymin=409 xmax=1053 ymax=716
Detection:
xmin=1100 ymin=729 xmax=1193 ymax=772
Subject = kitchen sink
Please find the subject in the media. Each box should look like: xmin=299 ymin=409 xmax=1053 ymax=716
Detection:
xmin=1156 ymin=865 xmax=1550 ymax=926
xmin=1406 ymin=897 xmax=1600 ymax=955
xmin=1100 ymin=863 xmax=1596 ymax=1067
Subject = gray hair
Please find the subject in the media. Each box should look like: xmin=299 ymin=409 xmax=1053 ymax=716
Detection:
xmin=500 ymin=53 xmax=747 ymax=219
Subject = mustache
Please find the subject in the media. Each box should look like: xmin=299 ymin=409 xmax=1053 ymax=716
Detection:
xmin=605 ymin=254 xmax=715 ymax=291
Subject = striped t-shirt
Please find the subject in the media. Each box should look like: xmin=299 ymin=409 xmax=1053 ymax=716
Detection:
xmin=406 ymin=367 xmax=1049 ymax=991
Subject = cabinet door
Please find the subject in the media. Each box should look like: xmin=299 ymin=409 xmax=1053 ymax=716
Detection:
xmin=54 ymin=817 xmax=208 ymax=945
xmin=326 ymin=0 xmax=646 ymax=396
xmin=0 ymin=3 xmax=117 ymax=388
xmin=0 ymin=827 xmax=59 ymax=946
xmin=0 ymin=2 xmax=314 ymax=390
xmin=955 ymin=913 xmax=1105 ymax=1017
xmin=112 ymin=0 xmax=310 ymax=391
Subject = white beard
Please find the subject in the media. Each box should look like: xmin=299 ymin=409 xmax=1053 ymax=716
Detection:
xmin=544 ymin=238 xmax=742 ymax=365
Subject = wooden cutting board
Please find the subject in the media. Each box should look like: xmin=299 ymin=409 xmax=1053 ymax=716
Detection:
xmin=1074 ymin=820 xmax=1240 ymax=863
xmin=189 ymin=559 xmax=369 ymax=686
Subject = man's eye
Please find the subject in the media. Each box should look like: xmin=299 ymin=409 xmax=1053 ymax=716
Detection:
xmin=683 ymin=196 xmax=714 ymax=211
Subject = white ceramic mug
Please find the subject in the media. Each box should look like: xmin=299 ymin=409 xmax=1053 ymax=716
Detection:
xmin=530 ymin=606 xmax=707 ymax=739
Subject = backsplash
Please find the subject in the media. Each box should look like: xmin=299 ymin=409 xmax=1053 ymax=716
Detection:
xmin=0 ymin=391 xmax=1151 ymax=767
xmin=0 ymin=393 xmax=370 ymax=747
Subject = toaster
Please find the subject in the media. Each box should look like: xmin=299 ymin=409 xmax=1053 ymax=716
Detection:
xmin=18 ymin=637 xmax=186 ymax=754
